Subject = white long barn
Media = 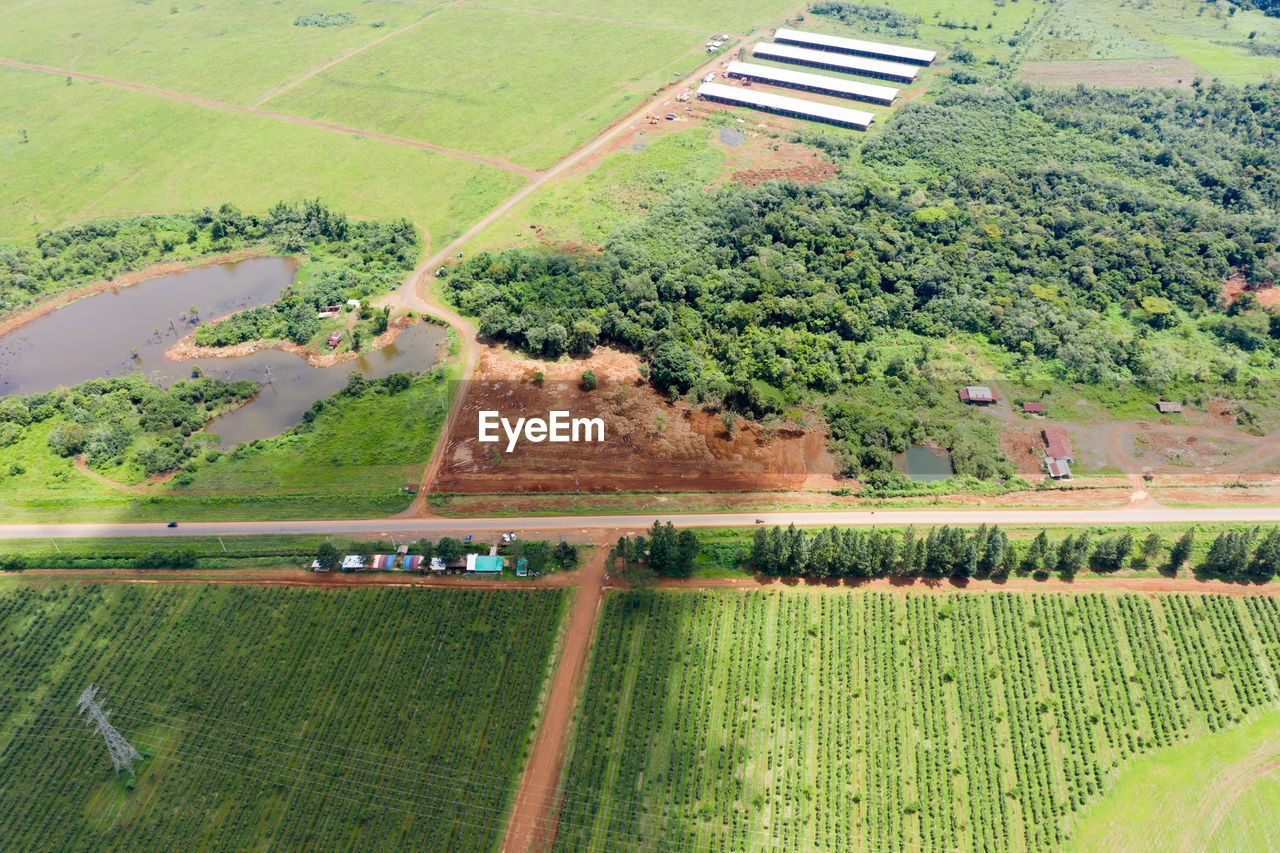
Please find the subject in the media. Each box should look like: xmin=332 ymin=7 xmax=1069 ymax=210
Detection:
xmin=725 ymin=61 xmax=898 ymax=106
xmin=752 ymin=41 xmax=919 ymax=84
xmin=696 ymin=81 xmax=875 ymax=130
xmin=774 ymin=27 xmax=937 ymax=66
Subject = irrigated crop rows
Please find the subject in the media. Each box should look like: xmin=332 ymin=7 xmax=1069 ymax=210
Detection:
xmin=555 ymin=591 xmax=1280 ymax=852
xmin=0 ymin=584 xmax=565 ymax=852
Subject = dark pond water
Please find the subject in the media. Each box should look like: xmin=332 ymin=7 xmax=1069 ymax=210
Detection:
xmin=894 ymin=445 xmax=955 ymax=482
xmin=0 ymin=257 xmax=444 ymax=446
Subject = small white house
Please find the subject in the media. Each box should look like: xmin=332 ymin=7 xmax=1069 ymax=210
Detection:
xmin=346 ymin=298 xmax=361 ymax=310
xmin=341 ymin=555 xmax=365 ymax=570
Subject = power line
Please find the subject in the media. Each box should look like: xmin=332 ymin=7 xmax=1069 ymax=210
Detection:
xmin=75 ymin=684 xmax=142 ymax=776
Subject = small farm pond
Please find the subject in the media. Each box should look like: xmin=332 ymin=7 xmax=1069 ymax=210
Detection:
xmin=0 ymin=257 xmax=444 ymax=446
xmin=894 ymin=444 xmax=955 ymax=482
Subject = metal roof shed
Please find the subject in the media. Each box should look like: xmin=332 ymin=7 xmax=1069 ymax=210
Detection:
xmin=466 ymin=553 xmax=504 ymax=573
xmin=774 ymin=27 xmax=937 ymax=65
xmin=696 ymin=82 xmax=875 ymax=130
xmin=725 ymin=61 xmax=898 ymax=105
xmin=752 ymin=42 xmax=919 ymax=84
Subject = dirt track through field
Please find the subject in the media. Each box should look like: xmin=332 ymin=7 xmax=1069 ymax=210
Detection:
xmin=250 ymin=13 xmax=439 ymax=107
xmin=1181 ymin=747 xmax=1280 ymax=850
xmin=0 ymin=58 xmax=537 ymax=176
xmin=452 ymin=3 xmax=717 ymax=33
xmin=501 ymin=548 xmax=607 ymax=853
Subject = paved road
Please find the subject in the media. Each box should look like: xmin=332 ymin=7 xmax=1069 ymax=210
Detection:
xmin=3 ymin=504 xmax=1279 ymax=540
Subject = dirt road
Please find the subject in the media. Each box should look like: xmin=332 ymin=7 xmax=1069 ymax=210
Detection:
xmin=501 ymin=547 xmax=608 ymax=853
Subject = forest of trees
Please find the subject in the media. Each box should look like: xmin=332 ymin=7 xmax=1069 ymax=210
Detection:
xmin=444 ymin=82 xmax=1279 ymax=480
xmin=0 ymin=201 xmax=418 ymax=349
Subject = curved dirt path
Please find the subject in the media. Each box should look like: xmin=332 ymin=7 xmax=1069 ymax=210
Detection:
xmin=388 ymin=10 xmax=807 ymax=518
xmin=0 ymin=58 xmax=536 ymax=176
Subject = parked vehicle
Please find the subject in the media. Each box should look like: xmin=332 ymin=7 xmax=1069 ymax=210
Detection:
xmin=167 ymin=521 xmax=178 ymax=528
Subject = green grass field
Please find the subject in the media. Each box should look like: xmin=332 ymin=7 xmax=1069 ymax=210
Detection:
xmin=267 ymin=6 xmax=709 ymax=169
xmin=1070 ymin=708 xmax=1280 ymax=851
xmin=555 ymin=590 xmax=1280 ymax=852
xmin=0 ymin=582 xmax=567 ymax=851
xmin=0 ymin=69 xmax=524 ymax=242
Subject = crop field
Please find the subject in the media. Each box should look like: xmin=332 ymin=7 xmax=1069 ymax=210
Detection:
xmin=0 ymin=583 xmax=567 ymax=851
xmin=555 ymin=590 xmax=1280 ymax=852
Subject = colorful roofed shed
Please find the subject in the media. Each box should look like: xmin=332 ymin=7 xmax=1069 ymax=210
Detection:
xmin=466 ymin=554 xmax=504 ymax=573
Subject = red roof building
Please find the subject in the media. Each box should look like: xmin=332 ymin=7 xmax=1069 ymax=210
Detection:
xmin=1022 ymin=401 xmax=1046 ymax=414
xmin=959 ymin=386 xmax=996 ymax=404
xmin=1046 ymin=458 xmax=1072 ymax=479
xmin=1043 ymin=426 xmax=1074 ymax=462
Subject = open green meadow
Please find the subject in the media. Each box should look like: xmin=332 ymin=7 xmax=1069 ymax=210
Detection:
xmin=268 ymin=6 xmax=711 ymax=170
xmin=555 ymin=590 xmax=1280 ymax=852
xmin=1070 ymin=708 xmax=1280 ymax=851
xmin=0 ymin=69 xmax=523 ymax=241
xmin=0 ymin=583 xmax=567 ymax=851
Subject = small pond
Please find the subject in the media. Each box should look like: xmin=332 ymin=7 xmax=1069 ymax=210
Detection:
xmin=894 ymin=445 xmax=955 ymax=482
xmin=0 ymin=257 xmax=444 ymax=446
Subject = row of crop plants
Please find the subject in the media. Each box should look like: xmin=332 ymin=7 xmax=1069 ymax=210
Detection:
xmin=555 ymin=591 xmax=1280 ymax=852
xmin=0 ymin=584 xmax=565 ymax=852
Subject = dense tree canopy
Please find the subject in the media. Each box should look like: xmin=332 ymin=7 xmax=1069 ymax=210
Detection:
xmin=444 ymin=82 xmax=1280 ymax=481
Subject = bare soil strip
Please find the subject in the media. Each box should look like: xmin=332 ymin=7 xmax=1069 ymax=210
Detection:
xmin=0 ymin=58 xmax=537 ymax=176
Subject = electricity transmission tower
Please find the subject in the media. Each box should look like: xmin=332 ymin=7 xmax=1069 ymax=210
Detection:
xmin=77 ymin=685 xmax=142 ymax=776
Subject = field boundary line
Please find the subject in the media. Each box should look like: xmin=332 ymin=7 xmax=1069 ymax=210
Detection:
xmin=0 ymin=57 xmax=539 ymax=177
xmin=250 ymin=12 xmax=441 ymax=108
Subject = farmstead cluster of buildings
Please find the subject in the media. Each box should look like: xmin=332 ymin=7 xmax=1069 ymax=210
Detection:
xmin=697 ymin=28 xmax=935 ymax=130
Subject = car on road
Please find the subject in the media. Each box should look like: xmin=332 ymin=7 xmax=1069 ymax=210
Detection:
xmin=166 ymin=521 xmax=178 ymax=528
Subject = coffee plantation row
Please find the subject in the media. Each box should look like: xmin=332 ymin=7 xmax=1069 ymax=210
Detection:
xmin=0 ymin=584 xmax=565 ymax=851
xmin=553 ymin=590 xmax=1280 ymax=852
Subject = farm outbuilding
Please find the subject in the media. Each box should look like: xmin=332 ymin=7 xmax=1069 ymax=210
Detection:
xmin=1022 ymin=401 xmax=1047 ymax=414
xmin=1043 ymin=426 xmax=1075 ymax=462
xmin=341 ymin=555 xmax=365 ymax=571
xmin=751 ymin=42 xmax=919 ymax=84
xmin=1157 ymin=400 xmax=1183 ymax=414
xmin=696 ymin=82 xmax=875 ymax=130
xmin=466 ymin=553 xmax=504 ymax=573
xmin=958 ymin=386 xmax=996 ymax=404
xmin=724 ymin=61 xmax=898 ymax=105
xmin=773 ymin=27 xmax=937 ymax=65
xmin=1046 ymin=457 xmax=1072 ymax=479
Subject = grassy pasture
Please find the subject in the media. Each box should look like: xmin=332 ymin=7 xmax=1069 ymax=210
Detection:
xmin=268 ymin=6 xmax=711 ymax=169
xmin=0 ymin=70 xmax=524 ymax=242
xmin=1069 ymin=709 xmax=1280 ymax=851
xmin=485 ymin=0 xmax=797 ymax=33
xmin=0 ymin=0 xmax=431 ymax=103
xmin=0 ymin=583 xmax=567 ymax=851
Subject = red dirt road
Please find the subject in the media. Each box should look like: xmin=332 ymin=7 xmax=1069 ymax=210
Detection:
xmin=501 ymin=547 xmax=608 ymax=853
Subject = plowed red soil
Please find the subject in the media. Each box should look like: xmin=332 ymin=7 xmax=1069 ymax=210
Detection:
xmin=1222 ymin=273 xmax=1280 ymax=308
xmin=431 ymin=346 xmax=839 ymax=493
